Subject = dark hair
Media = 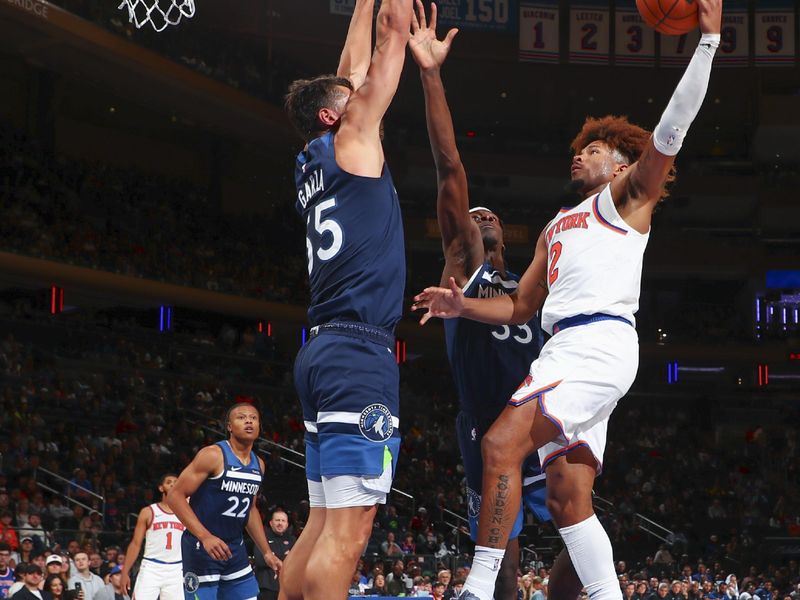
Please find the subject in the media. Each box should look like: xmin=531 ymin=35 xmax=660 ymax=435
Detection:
xmin=570 ymin=115 xmax=676 ymax=199
xmin=285 ymin=75 xmax=354 ymax=142
xmin=44 ymin=574 xmax=67 ymax=596
xmin=0 ymin=543 xmax=10 ymax=552
xmin=158 ymin=473 xmax=178 ymax=487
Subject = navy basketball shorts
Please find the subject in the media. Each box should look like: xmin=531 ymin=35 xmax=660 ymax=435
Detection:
xmin=294 ymin=323 xmax=401 ymax=509
xmin=456 ymin=411 xmax=552 ymax=542
xmin=181 ymin=534 xmax=258 ymax=600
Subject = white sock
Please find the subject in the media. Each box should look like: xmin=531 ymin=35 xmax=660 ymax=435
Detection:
xmin=463 ymin=546 xmax=505 ymax=600
xmin=559 ymin=514 xmax=621 ymax=600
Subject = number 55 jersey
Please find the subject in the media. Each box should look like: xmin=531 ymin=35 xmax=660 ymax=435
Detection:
xmin=294 ymin=130 xmax=405 ymax=331
xmin=293 ymin=130 xmax=405 ymax=507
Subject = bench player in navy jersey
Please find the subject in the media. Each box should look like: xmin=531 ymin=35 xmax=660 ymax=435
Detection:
xmin=408 ymin=4 xmax=581 ymax=600
xmin=281 ymin=0 xmax=412 ymax=599
xmin=167 ymin=403 xmax=281 ymax=600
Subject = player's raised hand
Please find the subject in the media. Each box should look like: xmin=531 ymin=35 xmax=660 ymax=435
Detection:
xmin=201 ymin=534 xmax=232 ymax=561
xmin=412 ymin=277 xmax=465 ymax=324
xmin=409 ymin=0 xmax=459 ymax=71
xmin=697 ymin=0 xmax=722 ymax=34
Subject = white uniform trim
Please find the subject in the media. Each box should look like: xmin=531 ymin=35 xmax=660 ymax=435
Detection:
xmin=304 ymin=420 xmax=318 ymax=433
xmin=316 ymin=411 xmax=399 ymax=428
xmin=220 ymin=566 xmax=253 ymax=581
xmin=461 ymin=264 xmax=484 ymax=292
xmin=224 ymin=470 xmax=261 ymax=482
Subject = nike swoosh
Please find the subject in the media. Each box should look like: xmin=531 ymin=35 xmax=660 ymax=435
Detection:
xmin=230 ymin=466 xmax=242 ymax=471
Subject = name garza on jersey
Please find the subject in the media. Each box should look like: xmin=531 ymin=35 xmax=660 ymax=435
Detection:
xmin=221 ymin=480 xmax=260 ymax=495
xmin=297 ymin=169 xmax=324 ymax=209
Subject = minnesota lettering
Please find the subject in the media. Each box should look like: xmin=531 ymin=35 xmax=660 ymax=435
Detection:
xmin=221 ymin=480 xmax=260 ymax=495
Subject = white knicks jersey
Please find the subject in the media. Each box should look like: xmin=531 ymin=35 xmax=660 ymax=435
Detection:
xmin=541 ymin=183 xmax=649 ymax=335
xmin=142 ymin=504 xmax=184 ymax=564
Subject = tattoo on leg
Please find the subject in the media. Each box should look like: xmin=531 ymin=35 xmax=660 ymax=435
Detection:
xmin=487 ymin=474 xmax=510 ymax=547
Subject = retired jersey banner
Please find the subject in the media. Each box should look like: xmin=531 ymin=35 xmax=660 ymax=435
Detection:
xmin=755 ymin=0 xmax=795 ymax=67
xmin=659 ymin=29 xmax=700 ymax=68
xmin=519 ymin=0 xmax=559 ymax=63
xmin=717 ymin=0 xmax=749 ymax=67
xmin=437 ymin=0 xmax=517 ymax=32
xmin=569 ymin=0 xmax=610 ymax=64
xmin=614 ymin=0 xmax=655 ymax=67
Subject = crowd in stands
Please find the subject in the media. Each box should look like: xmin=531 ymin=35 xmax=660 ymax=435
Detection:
xmin=0 ymin=123 xmax=309 ymax=304
xmin=0 ymin=300 xmax=798 ymax=598
xmin=1 ymin=119 xmax=767 ymax=346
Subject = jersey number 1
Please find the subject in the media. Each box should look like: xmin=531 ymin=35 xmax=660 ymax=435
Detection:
xmin=165 ymin=532 xmax=172 ymax=550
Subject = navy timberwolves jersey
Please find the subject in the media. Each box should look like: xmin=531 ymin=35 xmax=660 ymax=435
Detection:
xmin=444 ymin=263 xmax=544 ymax=421
xmin=295 ymin=131 xmax=406 ymax=330
xmin=188 ymin=441 xmax=262 ymax=542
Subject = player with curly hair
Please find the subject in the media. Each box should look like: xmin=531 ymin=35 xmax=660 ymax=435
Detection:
xmin=412 ymin=2 xmax=722 ymax=600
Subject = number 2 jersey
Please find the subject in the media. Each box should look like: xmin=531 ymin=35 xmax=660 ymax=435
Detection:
xmin=444 ymin=263 xmax=543 ymax=420
xmin=188 ymin=441 xmax=261 ymax=543
xmin=294 ymin=131 xmax=406 ymax=331
xmin=542 ymin=183 xmax=650 ymax=335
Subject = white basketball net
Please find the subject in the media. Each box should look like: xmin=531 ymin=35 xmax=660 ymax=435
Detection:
xmin=118 ymin=0 xmax=195 ymax=32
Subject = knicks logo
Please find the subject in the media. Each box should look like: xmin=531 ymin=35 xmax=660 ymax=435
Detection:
xmin=359 ymin=404 xmax=393 ymax=442
xmin=183 ymin=572 xmax=199 ymax=593
xmin=467 ymin=487 xmax=481 ymax=518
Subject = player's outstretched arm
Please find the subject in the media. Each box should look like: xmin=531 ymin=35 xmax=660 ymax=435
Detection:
xmin=611 ymin=0 xmax=721 ymax=230
xmin=166 ymin=445 xmax=233 ymax=561
xmin=410 ymin=2 xmax=476 ymax=286
xmin=337 ymin=0 xmax=375 ymax=91
xmin=336 ymin=0 xmax=413 ymax=176
xmin=120 ymin=508 xmax=150 ymax=594
xmin=414 ymin=230 xmax=549 ymax=325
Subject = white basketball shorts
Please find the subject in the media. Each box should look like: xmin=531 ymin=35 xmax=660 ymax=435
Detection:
xmin=133 ymin=560 xmax=183 ymax=600
xmin=509 ymin=319 xmax=639 ymax=473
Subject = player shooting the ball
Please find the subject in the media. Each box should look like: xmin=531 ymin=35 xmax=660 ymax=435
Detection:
xmin=413 ymin=2 xmax=723 ymax=599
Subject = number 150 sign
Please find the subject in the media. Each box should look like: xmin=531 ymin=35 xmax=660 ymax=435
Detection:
xmin=437 ymin=0 xmax=517 ymax=32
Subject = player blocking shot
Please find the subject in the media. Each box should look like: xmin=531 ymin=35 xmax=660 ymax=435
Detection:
xmin=413 ymin=2 xmax=722 ymax=600
xmin=281 ymin=0 xmax=413 ymax=599
xmin=167 ymin=403 xmax=281 ymax=600
xmin=407 ymin=3 xmax=582 ymax=600
xmin=120 ymin=474 xmax=184 ymax=600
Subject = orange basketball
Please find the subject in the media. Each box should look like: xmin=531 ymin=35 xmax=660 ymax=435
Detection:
xmin=636 ymin=0 xmax=699 ymax=35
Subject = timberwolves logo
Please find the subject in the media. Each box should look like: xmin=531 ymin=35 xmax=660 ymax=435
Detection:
xmin=467 ymin=487 xmax=481 ymax=518
xmin=184 ymin=572 xmax=199 ymax=593
xmin=359 ymin=404 xmax=393 ymax=442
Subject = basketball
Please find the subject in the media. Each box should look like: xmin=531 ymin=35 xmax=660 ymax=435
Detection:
xmin=636 ymin=0 xmax=699 ymax=35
